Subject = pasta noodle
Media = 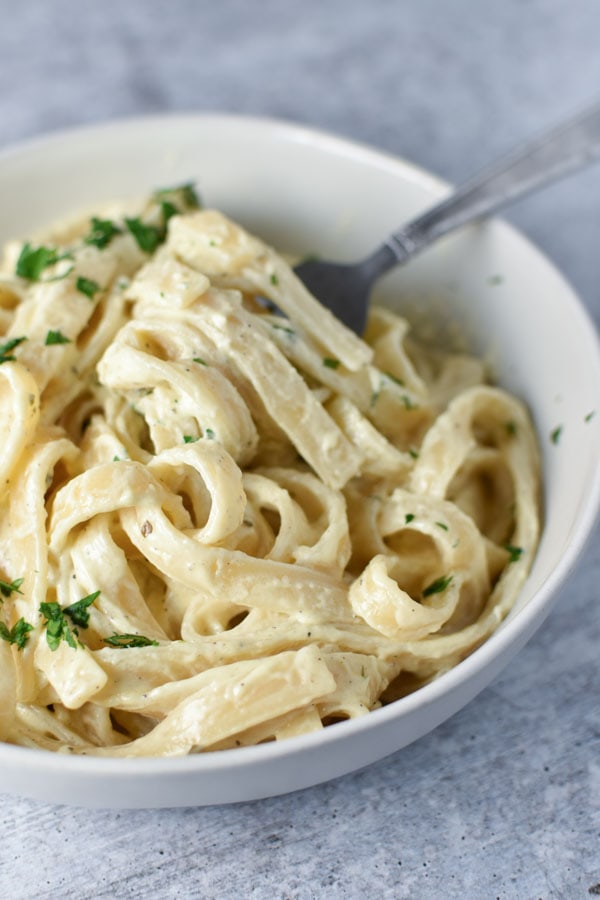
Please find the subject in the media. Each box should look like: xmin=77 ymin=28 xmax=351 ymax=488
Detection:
xmin=0 ymin=186 xmax=541 ymax=756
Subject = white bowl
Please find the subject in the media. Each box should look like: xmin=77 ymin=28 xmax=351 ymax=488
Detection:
xmin=1 ymin=115 xmax=598 ymax=808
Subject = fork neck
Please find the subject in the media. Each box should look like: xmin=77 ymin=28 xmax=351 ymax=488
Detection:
xmin=362 ymin=233 xmax=415 ymax=281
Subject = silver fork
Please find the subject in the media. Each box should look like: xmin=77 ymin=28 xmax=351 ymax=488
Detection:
xmin=294 ymin=99 xmax=600 ymax=334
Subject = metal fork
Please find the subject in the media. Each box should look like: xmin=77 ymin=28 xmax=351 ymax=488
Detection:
xmin=294 ymin=99 xmax=600 ymax=334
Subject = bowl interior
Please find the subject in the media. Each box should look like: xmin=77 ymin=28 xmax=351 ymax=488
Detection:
xmin=0 ymin=114 xmax=598 ymax=805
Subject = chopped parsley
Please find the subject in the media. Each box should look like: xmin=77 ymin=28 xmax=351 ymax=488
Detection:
xmin=0 ymin=618 xmax=33 ymax=650
xmin=405 ymin=513 xmax=415 ymax=524
xmin=125 ymin=218 xmax=164 ymax=254
xmin=63 ymin=591 xmax=101 ymax=629
xmin=76 ymin=276 xmax=101 ymax=299
xmin=16 ymin=243 xmax=70 ymax=281
xmin=423 ymin=574 xmax=453 ymax=598
xmin=84 ymin=217 xmax=122 ymax=250
xmin=408 ymin=448 xmax=419 ymax=460
xmin=193 ymin=357 xmax=207 ymax=365
xmin=160 ymin=200 xmax=178 ymax=226
xmin=584 ymin=411 xmax=595 ymax=423
xmin=270 ymin=273 xmax=279 ymax=286
xmin=204 ymin=428 xmax=216 ymax=440
xmin=504 ymin=544 xmax=524 ymax=563
xmin=103 ymin=633 xmax=159 ymax=648
xmin=271 ymin=324 xmax=295 ymax=337
xmin=401 ymin=395 xmax=418 ymax=410
xmin=0 ymin=577 xmax=24 ymax=599
xmin=435 ymin=522 xmax=449 ymax=531
xmin=45 ymin=330 xmax=71 ymax=346
xmin=39 ymin=601 xmax=79 ymax=651
xmin=550 ymin=425 xmax=563 ymax=445
xmin=323 ymin=357 xmax=340 ymax=370
xmin=384 ymin=371 xmax=405 ymax=386
xmin=153 ymin=182 xmax=201 ymax=211
xmin=505 ymin=420 xmax=517 ymax=436
xmin=0 ymin=336 xmax=27 ymax=364
xmin=183 ymin=434 xmax=199 ymax=443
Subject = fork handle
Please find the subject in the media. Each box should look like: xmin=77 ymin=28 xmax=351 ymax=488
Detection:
xmin=369 ymin=98 xmax=600 ymax=273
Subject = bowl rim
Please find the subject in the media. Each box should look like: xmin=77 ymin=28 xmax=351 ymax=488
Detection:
xmin=0 ymin=111 xmax=598 ymax=781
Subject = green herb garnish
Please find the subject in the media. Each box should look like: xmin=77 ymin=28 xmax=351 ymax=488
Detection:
xmin=193 ymin=357 xmax=207 ymax=365
xmin=0 ymin=618 xmax=33 ymax=650
xmin=160 ymin=201 xmax=178 ymax=226
xmin=76 ymin=276 xmax=100 ymax=299
xmin=63 ymin=591 xmax=101 ymax=629
xmin=405 ymin=513 xmax=415 ymax=524
xmin=39 ymin=602 xmax=78 ymax=651
xmin=408 ymin=448 xmax=419 ymax=460
xmin=16 ymin=244 xmax=69 ymax=281
xmin=584 ymin=411 xmax=595 ymax=423
xmin=0 ymin=336 xmax=27 ymax=364
xmin=270 ymin=273 xmax=279 ymax=286
xmin=271 ymin=324 xmax=295 ymax=337
xmin=183 ymin=435 xmax=199 ymax=444
xmin=323 ymin=357 xmax=340 ymax=370
xmin=383 ymin=371 xmax=405 ymax=386
xmin=0 ymin=577 xmax=24 ymax=599
xmin=204 ymin=428 xmax=216 ymax=440
xmin=435 ymin=522 xmax=449 ymax=531
xmin=504 ymin=544 xmax=524 ymax=563
xmin=125 ymin=218 xmax=163 ymax=254
xmin=550 ymin=425 xmax=563 ymax=445
xmin=423 ymin=574 xmax=453 ymax=598
xmin=84 ymin=217 xmax=122 ymax=250
xmin=153 ymin=182 xmax=201 ymax=211
xmin=505 ymin=420 xmax=517 ymax=436
xmin=45 ymin=330 xmax=71 ymax=346
xmin=103 ymin=633 xmax=159 ymax=648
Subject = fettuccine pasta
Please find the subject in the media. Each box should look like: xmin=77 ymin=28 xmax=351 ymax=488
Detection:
xmin=0 ymin=186 xmax=540 ymax=756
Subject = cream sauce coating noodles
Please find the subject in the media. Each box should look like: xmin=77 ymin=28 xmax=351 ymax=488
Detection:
xmin=0 ymin=189 xmax=540 ymax=756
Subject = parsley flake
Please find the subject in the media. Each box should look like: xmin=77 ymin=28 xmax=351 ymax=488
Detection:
xmin=45 ymin=330 xmax=71 ymax=346
xmin=384 ymin=371 xmax=405 ymax=386
xmin=63 ymin=591 xmax=100 ymax=629
xmin=39 ymin=601 xmax=79 ymax=651
xmin=0 ymin=618 xmax=33 ymax=650
xmin=550 ymin=425 xmax=563 ymax=445
xmin=125 ymin=217 xmax=164 ymax=254
xmin=435 ymin=522 xmax=449 ymax=531
xmin=323 ymin=357 xmax=340 ymax=370
xmin=153 ymin=182 xmax=201 ymax=211
xmin=504 ymin=544 xmax=524 ymax=563
xmin=408 ymin=448 xmax=419 ymax=460
xmin=103 ymin=633 xmax=159 ymax=648
xmin=584 ymin=411 xmax=596 ymax=423
xmin=505 ymin=420 xmax=517 ymax=436
xmin=193 ymin=357 xmax=207 ymax=365
xmin=270 ymin=273 xmax=279 ymax=286
xmin=84 ymin=217 xmax=122 ymax=250
xmin=271 ymin=324 xmax=295 ymax=337
xmin=405 ymin=513 xmax=415 ymax=524
xmin=0 ymin=577 xmax=24 ymax=599
xmin=204 ymin=428 xmax=216 ymax=440
xmin=0 ymin=336 xmax=27 ymax=364
xmin=423 ymin=574 xmax=453 ymax=598
xmin=183 ymin=435 xmax=199 ymax=444
xmin=16 ymin=243 xmax=69 ymax=281
xmin=76 ymin=276 xmax=101 ymax=299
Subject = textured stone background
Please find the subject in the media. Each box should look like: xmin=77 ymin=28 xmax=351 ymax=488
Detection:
xmin=0 ymin=1 xmax=598 ymax=897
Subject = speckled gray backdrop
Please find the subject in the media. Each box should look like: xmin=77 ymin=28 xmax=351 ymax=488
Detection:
xmin=0 ymin=1 xmax=599 ymax=898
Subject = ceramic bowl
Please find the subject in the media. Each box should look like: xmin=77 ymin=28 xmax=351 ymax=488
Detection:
xmin=0 ymin=115 xmax=598 ymax=808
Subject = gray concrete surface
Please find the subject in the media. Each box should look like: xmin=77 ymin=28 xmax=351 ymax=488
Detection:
xmin=0 ymin=1 xmax=598 ymax=897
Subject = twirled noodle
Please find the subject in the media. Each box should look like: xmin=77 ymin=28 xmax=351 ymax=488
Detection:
xmin=0 ymin=188 xmax=541 ymax=756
